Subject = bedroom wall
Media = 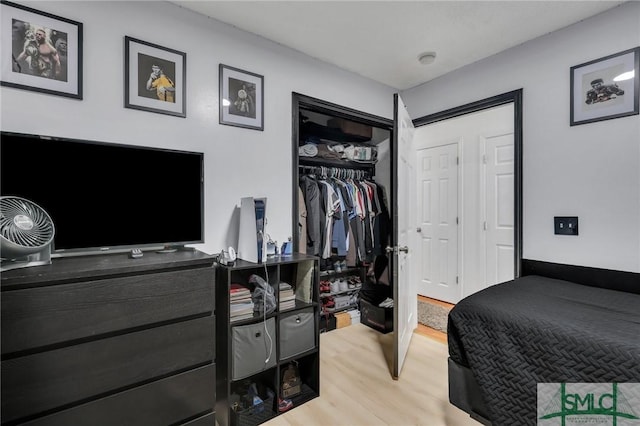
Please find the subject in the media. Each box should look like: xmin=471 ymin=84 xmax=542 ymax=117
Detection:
xmin=401 ymin=2 xmax=640 ymax=273
xmin=0 ymin=1 xmax=396 ymax=256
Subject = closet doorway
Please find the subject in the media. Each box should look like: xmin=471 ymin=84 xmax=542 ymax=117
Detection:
xmin=412 ymin=90 xmax=523 ymax=303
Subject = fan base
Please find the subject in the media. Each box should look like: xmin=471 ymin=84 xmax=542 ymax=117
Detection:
xmin=1 ymin=251 xmax=52 ymax=272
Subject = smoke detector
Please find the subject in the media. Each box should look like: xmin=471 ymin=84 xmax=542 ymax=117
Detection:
xmin=418 ymin=52 xmax=437 ymax=65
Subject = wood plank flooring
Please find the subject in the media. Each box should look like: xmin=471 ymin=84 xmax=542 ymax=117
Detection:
xmin=264 ymin=323 xmax=479 ymax=426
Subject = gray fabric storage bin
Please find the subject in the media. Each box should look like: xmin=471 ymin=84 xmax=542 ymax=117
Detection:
xmin=232 ymin=318 xmax=277 ymax=380
xmin=279 ymin=308 xmax=315 ymax=359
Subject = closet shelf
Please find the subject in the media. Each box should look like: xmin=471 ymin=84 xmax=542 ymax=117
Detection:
xmin=299 ymin=156 xmax=375 ymax=171
xmin=319 ymin=287 xmax=361 ymax=299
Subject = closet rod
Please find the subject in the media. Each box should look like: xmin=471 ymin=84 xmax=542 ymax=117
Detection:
xmin=298 ymin=164 xmax=373 ymax=179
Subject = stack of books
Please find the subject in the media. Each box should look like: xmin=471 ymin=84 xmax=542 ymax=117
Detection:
xmin=279 ymin=282 xmax=296 ymax=311
xmin=230 ymin=283 xmax=254 ymax=322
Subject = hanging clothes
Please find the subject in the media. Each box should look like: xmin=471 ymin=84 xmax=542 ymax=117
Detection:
xmin=299 ymin=166 xmax=389 ymax=270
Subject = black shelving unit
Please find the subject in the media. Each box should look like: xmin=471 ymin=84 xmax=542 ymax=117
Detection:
xmin=215 ymin=254 xmax=320 ymax=426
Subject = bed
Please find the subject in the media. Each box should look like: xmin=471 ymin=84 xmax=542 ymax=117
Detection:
xmin=447 ymin=260 xmax=640 ymax=425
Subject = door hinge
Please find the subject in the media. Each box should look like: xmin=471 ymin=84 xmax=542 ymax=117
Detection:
xmin=482 ymin=155 xmax=487 ymax=164
xmin=456 ymin=276 xmax=459 ymax=284
xmin=456 ymin=217 xmax=459 ymax=225
xmin=456 ymin=156 xmax=459 ymax=165
xmin=483 ymin=221 xmax=487 ymax=231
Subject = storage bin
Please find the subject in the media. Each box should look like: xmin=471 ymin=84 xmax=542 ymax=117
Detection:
xmin=327 ymin=118 xmax=372 ymax=139
xmin=347 ymin=309 xmax=361 ymax=324
xmin=279 ymin=308 xmax=315 ymax=359
xmin=231 ymin=318 xmax=277 ymax=380
xmin=360 ymin=299 xmax=393 ymax=334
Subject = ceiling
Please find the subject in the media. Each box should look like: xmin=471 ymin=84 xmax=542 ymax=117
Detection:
xmin=171 ymin=1 xmax=625 ymax=91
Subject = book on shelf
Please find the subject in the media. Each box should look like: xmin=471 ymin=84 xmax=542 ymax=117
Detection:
xmin=230 ymin=283 xmax=251 ymax=295
xmin=280 ymin=300 xmax=296 ymax=311
xmin=231 ymin=312 xmax=255 ymax=322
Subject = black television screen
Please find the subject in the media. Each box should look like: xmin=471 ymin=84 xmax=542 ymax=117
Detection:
xmin=1 ymin=132 xmax=204 ymax=254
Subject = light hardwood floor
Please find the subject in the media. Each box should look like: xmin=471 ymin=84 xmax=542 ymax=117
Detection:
xmin=264 ymin=323 xmax=480 ymax=426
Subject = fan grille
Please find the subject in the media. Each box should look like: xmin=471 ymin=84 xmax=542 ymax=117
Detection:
xmin=0 ymin=197 xmax=55 ymax=249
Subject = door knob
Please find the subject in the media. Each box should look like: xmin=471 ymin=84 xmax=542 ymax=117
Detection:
xmin=386 ymin=246 xmax=410 ymax=254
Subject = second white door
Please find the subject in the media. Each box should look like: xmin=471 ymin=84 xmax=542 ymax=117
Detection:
xmin=416 ymin=143 xmax=459 ymax=302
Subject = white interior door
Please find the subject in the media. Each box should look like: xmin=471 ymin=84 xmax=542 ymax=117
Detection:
xmin=416 ymin=144 xmax=459 ymax=303
xmin=413 ymin=103 xmax=514 ymax=299
xmin=392 ymin=94 xmax=416 ymax=379
xmin=482 ymin=134 xmax=515 ymax=286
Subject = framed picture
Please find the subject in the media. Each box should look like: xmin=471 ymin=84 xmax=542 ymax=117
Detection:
xmin=124 ymin=36 xmax=186 ymax=118
xmin=570 ymin=47 xmax=639 ymax=126
xmin=219 ymin=64 xmax=264 ymax=131
xmin=1 ymin=1 xmax=82 ymax=99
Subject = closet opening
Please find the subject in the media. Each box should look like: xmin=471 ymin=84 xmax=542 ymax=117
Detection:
xmin=291 ymin=93 xmax=394 ymax=333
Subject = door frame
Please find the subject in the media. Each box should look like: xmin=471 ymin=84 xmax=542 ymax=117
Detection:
xmin=412 ymin=89 xmax=523 ymax=278
xmin=290 ymin=92 xmax=394 ymax=252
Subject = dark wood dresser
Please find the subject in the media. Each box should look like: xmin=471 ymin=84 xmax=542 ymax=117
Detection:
xmin=1 ymin=250 xmax=216 ymax=426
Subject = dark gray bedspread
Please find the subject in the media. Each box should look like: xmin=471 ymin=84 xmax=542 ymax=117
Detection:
xmin=448 ymin=275 xmax=640 ymax=425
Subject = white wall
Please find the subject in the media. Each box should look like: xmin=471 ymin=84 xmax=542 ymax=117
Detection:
xmin=402 ymin=2 xmax=640 ymax=273
xmin=1 ymin=1 xmax=395 ymax=256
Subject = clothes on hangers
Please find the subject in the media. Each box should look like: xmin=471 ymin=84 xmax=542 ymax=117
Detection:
xmin=298 ymin=165 xmax=390 ymax=269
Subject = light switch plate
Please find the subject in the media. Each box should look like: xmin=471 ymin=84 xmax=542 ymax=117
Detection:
xmin=554 ymin=216 xmax=579 ymax=235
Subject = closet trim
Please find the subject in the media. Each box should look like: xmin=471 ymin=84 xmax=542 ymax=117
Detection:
xmin=411 ymin=89 xmax=524 ymax=278
xmin=291 ymin=92 xmax=393 ymax=252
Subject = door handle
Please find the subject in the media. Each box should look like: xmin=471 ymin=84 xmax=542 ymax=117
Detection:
xmin=386 ymin=246 xmax=410 ymax=254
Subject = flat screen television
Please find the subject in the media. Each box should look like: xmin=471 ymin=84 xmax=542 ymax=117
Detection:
xmin=1 ymin=131 xmax=204 ymax=256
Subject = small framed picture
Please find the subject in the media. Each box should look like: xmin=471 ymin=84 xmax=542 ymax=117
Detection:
xmin=1 ymin=0 xmax=83 ymax=99
xmin=570 ymin=47 xmax=639 ymax=126
xmin=124 ymin=36 xmax=186 ymax=118
xmin=219 ymin=64 xmax=264 ymax=131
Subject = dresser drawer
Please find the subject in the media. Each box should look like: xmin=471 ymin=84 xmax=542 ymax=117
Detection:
xmin=1 ymin=316 xmax=214 ymax=423
xmin=22 ymin=364 xmax=215 ymax=426
xmin=1 ymin=267 xmax=214 ymax=354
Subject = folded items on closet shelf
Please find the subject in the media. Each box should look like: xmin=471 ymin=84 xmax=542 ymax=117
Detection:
xmin=299 ymin=139 xmax=377 ymax=163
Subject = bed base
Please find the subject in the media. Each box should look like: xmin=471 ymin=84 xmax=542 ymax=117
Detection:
xmin=448 ymin=358 xmax=491 ymax=425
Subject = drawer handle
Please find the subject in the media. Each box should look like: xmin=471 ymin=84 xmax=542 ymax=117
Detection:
xmin=296 ymin=317 xmax=301 ymax=323
xmin=255 ymin=332 xmax=261 ymax=338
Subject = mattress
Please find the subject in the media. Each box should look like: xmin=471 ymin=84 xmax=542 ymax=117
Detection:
xmin=448 ymin=275 xmax=640 ymax=425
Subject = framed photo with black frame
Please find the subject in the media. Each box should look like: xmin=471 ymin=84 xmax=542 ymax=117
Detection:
xmin=1 ymin=0 xmax=83 ymax=99
xmin=124 ymin=36 xmax=186 ymax=118
xmin=570 ymin=47 xmax=639 ymax=126
xmin=219 ymin=64 xmax=264 ymax=131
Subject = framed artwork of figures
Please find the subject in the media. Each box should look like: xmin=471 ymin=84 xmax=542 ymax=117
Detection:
xmin=1 ymin=0 xmax=83 ymax=99
xmin=570 ymin=47 xmax=639 ymax=126
xmin=219 ymin=64 xmax=264 ymax=131
xmin=124 ymin=36 xmax=186 ymax=118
